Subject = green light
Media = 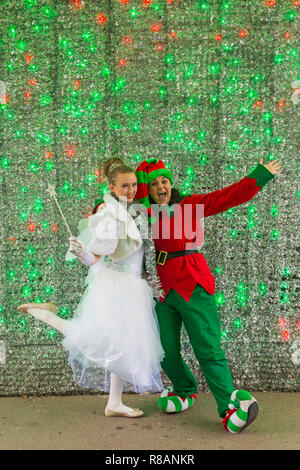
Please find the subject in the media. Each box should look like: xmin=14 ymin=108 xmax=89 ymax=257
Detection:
xmin=259 ymin=283 xmax=267 ymax=296
xmin=234 ymin=318 xmax=242 ymax=329
xmin=198 ymin=1 xmax=210 ymax=11
xmin=17 ymin=41 xmax=26 ymax=51
xmin=101 ymin=66 xmax=110 ymax=78
xmin=210 ymin=63 xmax=221 ymax=75
xmin=210 ymin=95 xmax=219 ymax=105
xmin=271 ymin=229 xmax=280 ymax=240
xmin=44 ymin=286 xmax=55 ymax=295
xmin=198 ymin=130 xmax=206 ymax=142
xmin=41 ymin=95 xmax=52 ymax=106
xmin=8 ymin=25 xmax=17 ymax=38
xmin=33 ymin=199 xmax=43 ymax=213
xmin=274 ymin=55 xmax=285 ymax=64
xmin=123 ymin=101 xmax=137 ymax=115
xmin=23 ymin=286 xmax=31 ymax=298
xmin=1 ymin=158 xmax=10 ymax=169
xmin=165 ymin=71 xmax=175 ymax=81
xmin=30 ymin=162 xmax=40 ymax=173
xmin=129 ymin=8 xmax=139 ymax=18
xmin=24 ymin=0 xmax=37 ymax=8
xmin=27 ymin=246 xmax=36 ymax=255
xmin=20 ymin=212 xmax=27 ymax=221
xmin=29 ymin=270 xmax=40 ymax=281
xmin=59 ymin=306 xmax=71 ymax=318
xmin=271 ymin=205 xmax=278 ymax=217
xmin=262 ymin=112 xmax=273 ymax=121
xmin=42 ymin=6 xmax=57 ymax=18
xmin=280 ymin=292 xmax=289 ymax=304
xmin=198 ymin=154 xmax=207 ymax=166
xmin=221 ymin=329 xmax=227 ymax=339
xmin=8 ymin=270 xmax=16 ymax=279
xmin=281 ymin=267 xmax=291 ymax=278
xmin=45 ymin=161 xmax=53 ymax=172
xmin=216 ymin=292 xmax=225 ymax=305
xmin=164 ymin=54 xmax=175 ymax=65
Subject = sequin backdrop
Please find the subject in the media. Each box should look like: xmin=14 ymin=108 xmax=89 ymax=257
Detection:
xmin=0 ymin=0 xmax=299 ymax=396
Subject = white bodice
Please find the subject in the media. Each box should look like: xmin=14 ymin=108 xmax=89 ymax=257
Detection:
xmin=102 ymin=245 xmax=144 ymax=278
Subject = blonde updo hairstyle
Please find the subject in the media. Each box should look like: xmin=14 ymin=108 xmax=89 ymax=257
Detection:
xmin=103 ymin=157 xmax=135 ymax=185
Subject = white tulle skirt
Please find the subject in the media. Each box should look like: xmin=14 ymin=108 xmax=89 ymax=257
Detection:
xmin=62 ymin=265 xmax=165 ymax=394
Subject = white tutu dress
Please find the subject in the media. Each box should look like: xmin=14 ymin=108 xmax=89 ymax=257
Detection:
xmin=62 ymin=192 xmax=165 ymax=394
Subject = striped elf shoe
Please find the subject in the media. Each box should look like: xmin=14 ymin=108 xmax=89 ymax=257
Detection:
xmin=158 ymin=386 xmax=197 ymax=413
xmin=223 ymin=390 xmax=259 ymax=433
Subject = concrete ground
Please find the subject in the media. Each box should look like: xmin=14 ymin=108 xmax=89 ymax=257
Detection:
xmin=0 ymin=392 xmax=299 ymax=450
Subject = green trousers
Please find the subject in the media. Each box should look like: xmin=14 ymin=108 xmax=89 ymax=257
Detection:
xmin=155 ymin=284 xmax=235 ymax=418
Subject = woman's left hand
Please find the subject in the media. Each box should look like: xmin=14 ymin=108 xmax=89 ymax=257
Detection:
xmin=259 ymin=158 xmax=282 ymax=175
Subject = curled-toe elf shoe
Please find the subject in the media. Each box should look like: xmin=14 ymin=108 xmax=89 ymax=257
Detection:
xmin=17 ymin=303 xmax=57 ymax=314
xmin=105 ymin=407 xmax=144 ymax=418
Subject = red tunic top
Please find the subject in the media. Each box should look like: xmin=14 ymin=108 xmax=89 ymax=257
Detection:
xmin=152 ymin=164 xmax=274 ymax=302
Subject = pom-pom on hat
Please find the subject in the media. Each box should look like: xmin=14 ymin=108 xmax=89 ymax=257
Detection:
xmin=135 ymin=158 xmax=173 ymax=216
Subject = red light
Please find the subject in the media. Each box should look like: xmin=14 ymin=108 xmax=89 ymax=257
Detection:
xmin=143 ymin=0 xmax=151 ymax=6
xmin=25 ymin=53 xmax=33 ymax=63
xmin=124 ymin=36 xmax=131 ymax=44
xmin=282 ymin=330 xmax=290 ymax=341
xmin=119 ymin=58 xmax=127 ymax=66
xmin=64 ymin=145 xmax=76 ymax=158
xmin=239 ymin=29 xmax=248 ymax=38
xmin=254 ymin=100 xmax=263 ymax=108
xmin=8 ymin=236 xmax=16 ymax=242
xmin=52 ymin=223 xmax=58 ymax=232
xmin=96 ymin=13 xmax=107 ymax=25
xmin=216 ymin=34 xmax=222 ymax=41
xmin=3 ymin=94 xmax=9 ymax=104
xmin=27 ymin=222 xmax=36 ymax=232
xmin=93 ymin=168 xmax=104 ymax=183
xmin=293 ymin=0 xmax=299 ymax=5
xmin=170 ymin=31 xmax=177 ymax=39
xmin=156 ymin=43 xmax=163 ymax=51
xmin=29 ymin=79 xmax=37 ymax=86
xmin=277 ymin=99 xmax=285 ymax=108
xmin=25 ymin=91 xmax=31 ymax=99
xmin=151 ymin=23 xmax=162 ymax=32
xmin=69 ymin=0 xmax=84 ymax=8
xmin=74 ymin=80 xmax=81 ymax=88
xmin=278 ymin=317 xmax=286 ymax=326
xmin=44 ymin=151 xmax=52 ymax=159
xmin=265 ymin=0 xmax=276 ymax=6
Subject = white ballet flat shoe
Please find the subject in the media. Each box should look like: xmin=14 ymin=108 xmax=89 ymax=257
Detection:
xmin=105 ymin=406 xmax=144 ymax=418
xmin=17 ymin=302 xmax=57 ymax=314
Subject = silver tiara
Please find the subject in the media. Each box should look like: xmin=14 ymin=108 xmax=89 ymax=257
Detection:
xmin=109 ymin=162 xmax=123 ymax=174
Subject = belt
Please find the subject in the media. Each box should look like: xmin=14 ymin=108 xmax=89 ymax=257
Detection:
xmin=156 ymin=249 xmax=200 ymax=266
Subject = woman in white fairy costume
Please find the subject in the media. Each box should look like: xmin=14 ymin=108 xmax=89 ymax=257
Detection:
xmin=18 ymin=158 xmax=164 ymax=418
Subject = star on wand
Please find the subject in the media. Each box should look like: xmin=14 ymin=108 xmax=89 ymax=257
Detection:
xmin=46 ymin=183 xmax=73 ymax=236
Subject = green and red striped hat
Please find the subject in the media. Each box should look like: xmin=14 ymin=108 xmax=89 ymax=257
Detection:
xmin=135 ymin=158 xmax=173 ymax=216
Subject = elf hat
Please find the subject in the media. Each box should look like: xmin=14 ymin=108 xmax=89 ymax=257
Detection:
xmin=135 ymin=158 xmax=173 ymax=214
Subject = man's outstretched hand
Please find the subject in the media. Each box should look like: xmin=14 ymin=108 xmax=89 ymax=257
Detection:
xmin=259 ymin=158 xmax=282 ymax=175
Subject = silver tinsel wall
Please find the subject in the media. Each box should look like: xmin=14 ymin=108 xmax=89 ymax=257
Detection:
xmin=0 ymin=0 xmax=299 ymax=396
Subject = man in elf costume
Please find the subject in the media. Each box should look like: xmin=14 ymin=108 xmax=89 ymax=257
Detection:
xmin=135 ymin=157 xmax=281 ymax=433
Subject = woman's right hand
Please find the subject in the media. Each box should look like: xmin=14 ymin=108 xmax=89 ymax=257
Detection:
xmin=69 ymin=236 xmax=86 ymax=257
